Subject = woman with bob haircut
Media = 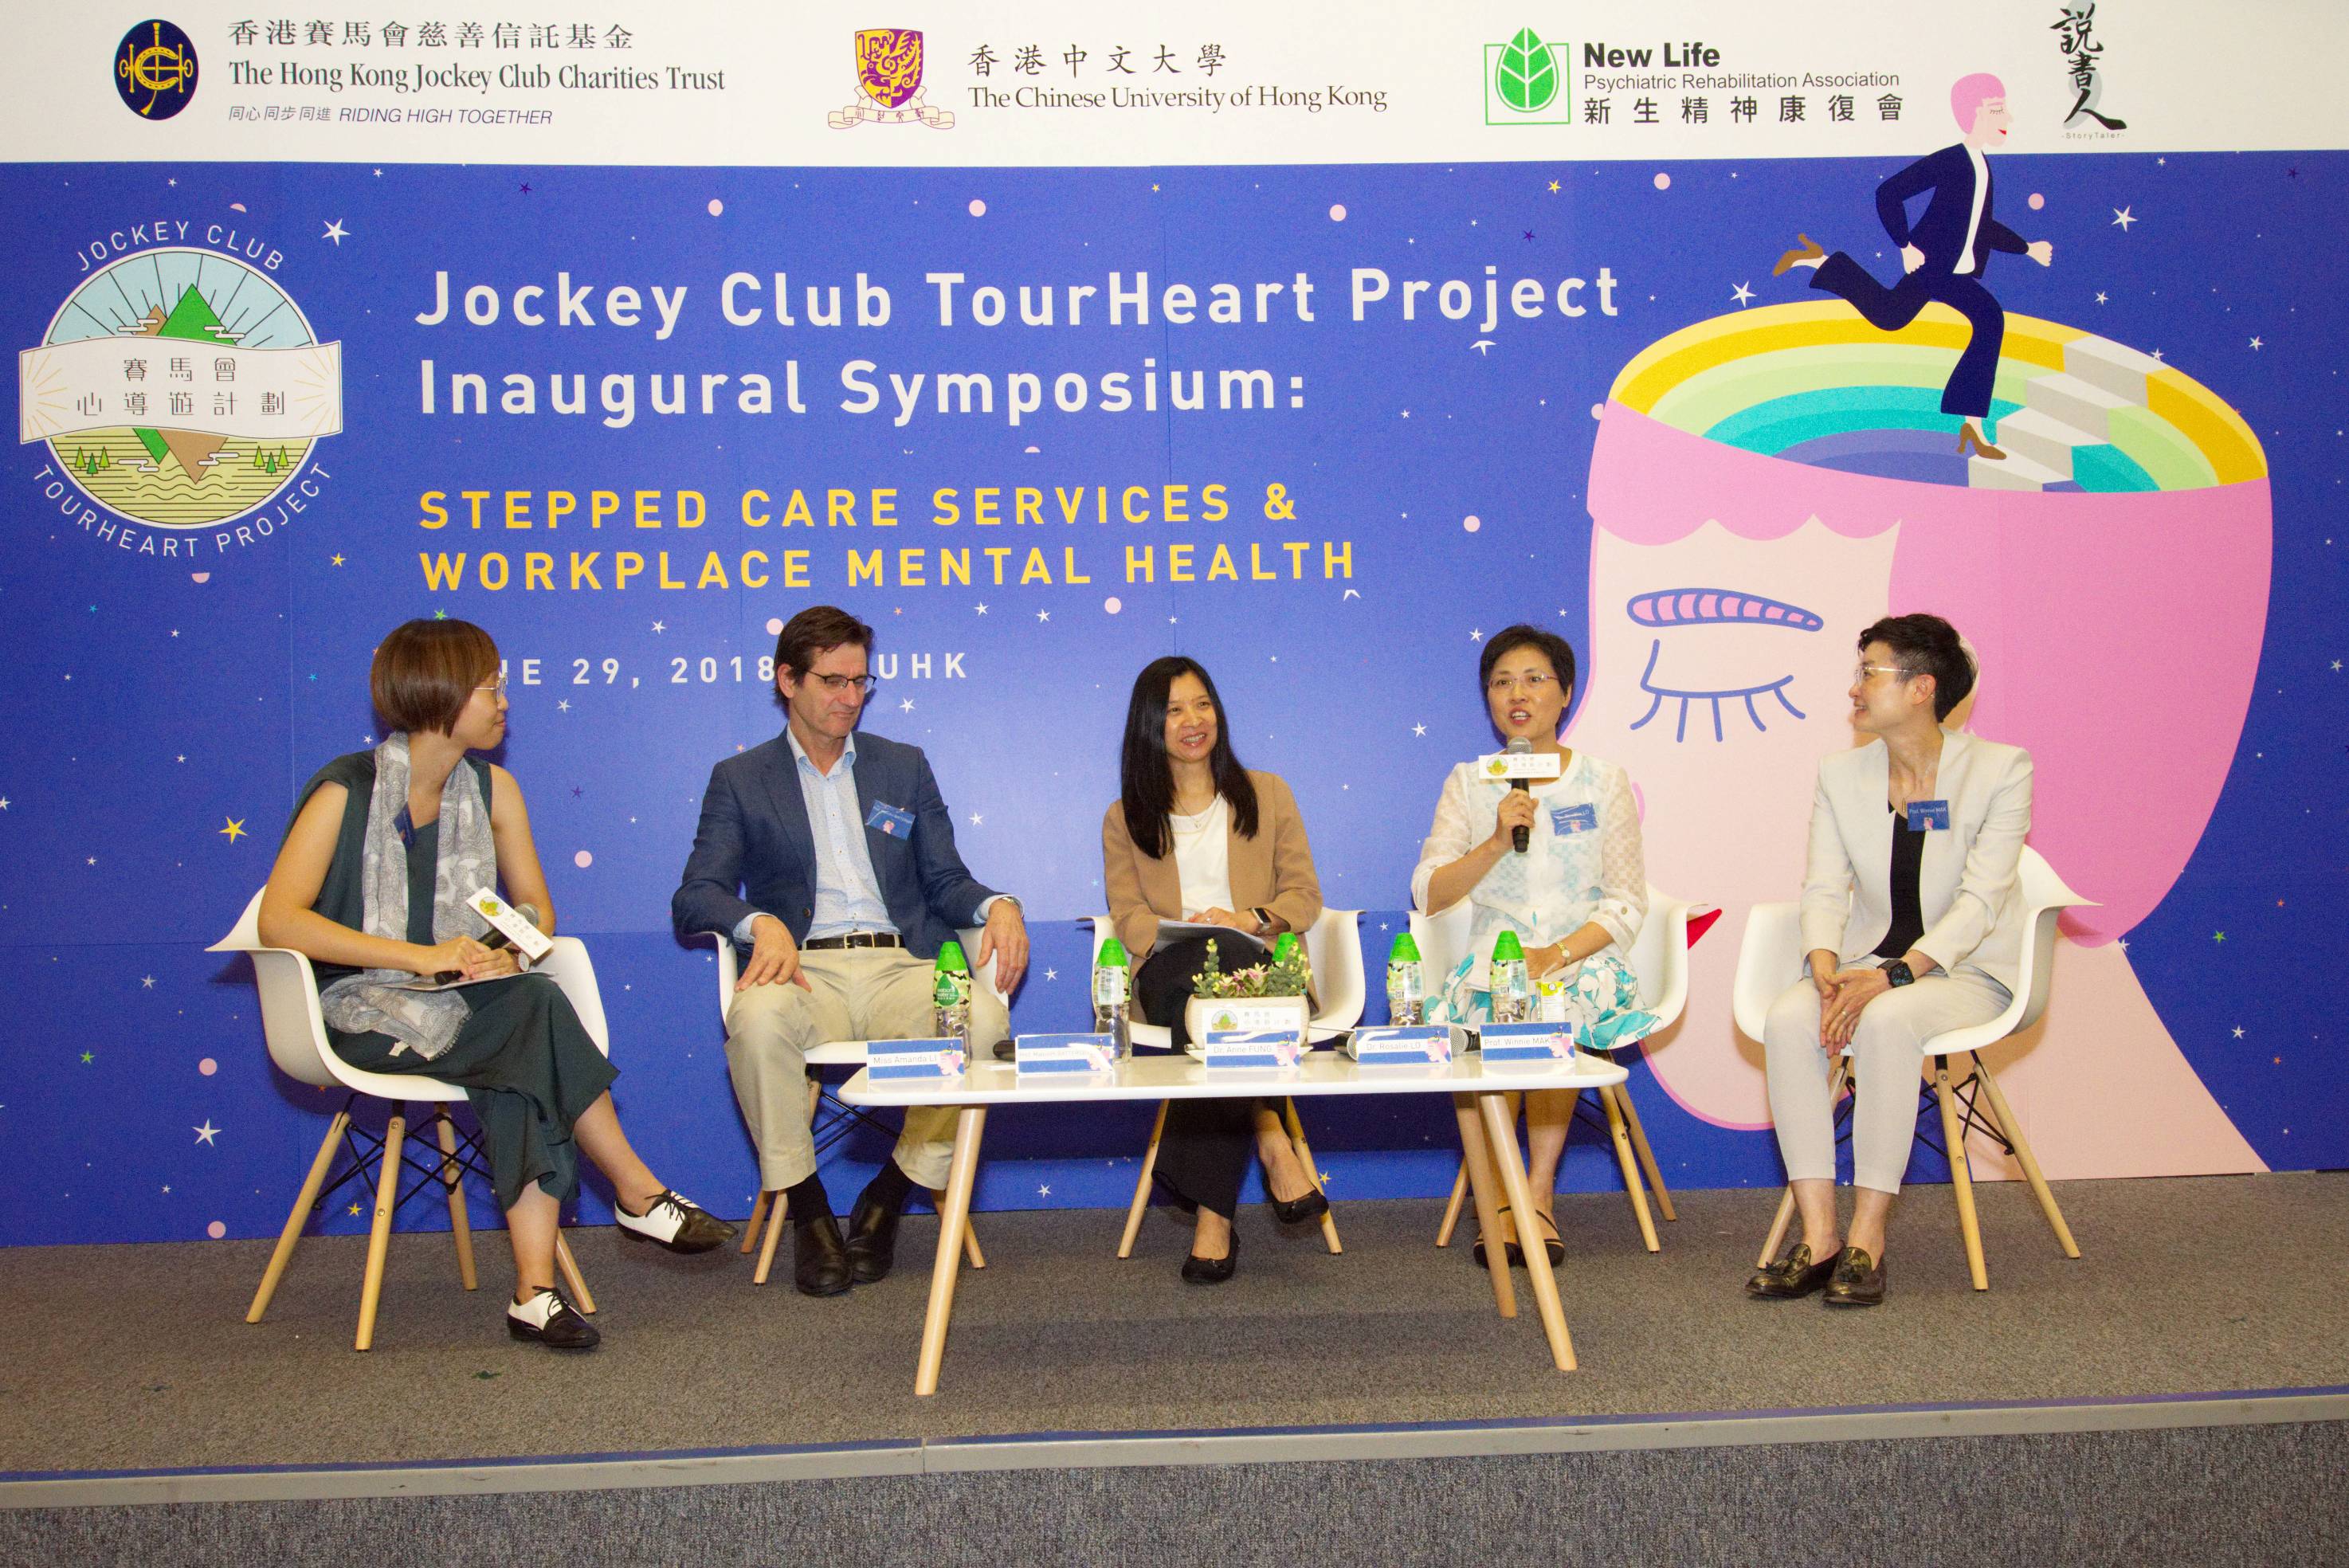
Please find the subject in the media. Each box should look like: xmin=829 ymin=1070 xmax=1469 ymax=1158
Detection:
xmin=259 ymin=618 xmax=732 ymax=1351
xmin=1412 ymin=624 xmax=1660 ymax=1268
xmin=1101 ymin=656 xmax=1325 ymax=1284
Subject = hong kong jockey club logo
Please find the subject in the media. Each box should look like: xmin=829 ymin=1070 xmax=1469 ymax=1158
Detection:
xmin=116 ymin=19 xmax=199 ymax=120
xmin=829 ymin=28 xmax=954 ymax=129
xmin=19 ymin=247 xmax=344 ymax=540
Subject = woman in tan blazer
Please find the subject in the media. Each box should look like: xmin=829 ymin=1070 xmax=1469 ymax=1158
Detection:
xmin=1102 ymin=656 xmax=1325 ymax=1283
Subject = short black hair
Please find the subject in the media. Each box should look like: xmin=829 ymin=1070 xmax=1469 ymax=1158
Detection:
xmin=1477 ymin=625 xmax=1578 ymax=696
xmin=1857 ymin=613 xmax=1974 ymax=720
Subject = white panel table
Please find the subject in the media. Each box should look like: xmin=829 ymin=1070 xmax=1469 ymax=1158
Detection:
xmin=841 ymin=1049 xmax=1630 ymax=1394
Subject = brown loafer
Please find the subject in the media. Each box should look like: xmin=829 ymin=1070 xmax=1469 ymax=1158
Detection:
xmin=1745 ymin=1241 xmax=1837 ymax=1299
xmin=1822 ymin=1245 xmax=1886 ymax=1307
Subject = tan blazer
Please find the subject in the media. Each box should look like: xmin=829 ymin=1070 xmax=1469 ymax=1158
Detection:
xmin=1100 ymin=770 xmax=1323 ymax=963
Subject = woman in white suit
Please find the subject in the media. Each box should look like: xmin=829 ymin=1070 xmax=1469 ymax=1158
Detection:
xmin=1747 ymin=614 xmax=2029 ymax=1307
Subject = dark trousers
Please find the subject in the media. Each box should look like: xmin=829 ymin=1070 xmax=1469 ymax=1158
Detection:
xmin=1810 ymin=252 xmax=2004 ymax=419
xmin=1136 ymin=931 xmax=1269 ymax=1220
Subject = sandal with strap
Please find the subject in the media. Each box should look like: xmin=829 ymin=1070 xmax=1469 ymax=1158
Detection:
xmin=1470 ymin=1205 xmax=1524 ymax=1269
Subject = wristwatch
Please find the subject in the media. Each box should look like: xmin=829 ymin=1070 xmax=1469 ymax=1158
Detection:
xmin=1882 ymin=959 xmax=1915 ymax=988
xmin=1251 ymin=907 xmax=1273 ymax=934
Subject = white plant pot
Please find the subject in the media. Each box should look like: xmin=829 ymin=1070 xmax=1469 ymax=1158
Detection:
xmin=1184 ymin=993 xmax=1312 ymax=1053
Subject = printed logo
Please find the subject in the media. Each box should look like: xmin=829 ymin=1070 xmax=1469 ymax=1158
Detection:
xmin=828 ymin=28 xmax=955 ymax=130
xmin=2052 ymin=4 xmax=2127 ymax=132
xmin=115 ymin=20 xmax=198 ymax=120
xmin=1484 ymin=26 xmax=1571 ymax=127
xmin=21 ymin=246 xmax=344 ymax=547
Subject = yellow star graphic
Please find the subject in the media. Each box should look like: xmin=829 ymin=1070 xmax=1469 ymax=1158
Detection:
xmin=1547 ymin=179 xmax=1561 ymax=192
xmin=347 ymin=1202 xmax=363 ymax=1216
xmin=331 ymin=554 xmax=346 ymax=566
xmin=220 ymin=817 xmax=248 ymax=842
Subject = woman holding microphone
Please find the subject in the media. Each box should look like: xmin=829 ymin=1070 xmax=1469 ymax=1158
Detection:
xmin=1101 ymin=656 xmax=1326 ymax=1284
xmin=258 ymin=618 xmax=732 ymax=1350
xmin=1412 ymin=625 xmax=1659 ymax=1267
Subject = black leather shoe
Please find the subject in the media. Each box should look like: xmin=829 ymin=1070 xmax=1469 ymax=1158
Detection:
xmin=1181 ymin=1226 xmax=1238 ymax=1284
xmin=843 ymin=1183 xmax=904 ymax=1285
xmin=1745 ymin=1242 xmax=1838 ymax=1299
xmin=615 ymin=1190 xmax=737 ymax=1255
xmin=1822 ymin=1245 xmax=1887 ymax=1307
xmin=1269 ymin=1184 xmax=1329 ymax=1226
xmin=794 ymin=1214 xmax=853 ymax=1297
xmin=507 ymin=1288 xmax=600 ymax=1351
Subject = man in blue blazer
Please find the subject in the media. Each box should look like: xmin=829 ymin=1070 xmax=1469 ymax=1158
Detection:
xmin=1774 ymin=73 xmax=2054 ymax=461
xmin=674 ymin=605 xmax=1028 ymax=1296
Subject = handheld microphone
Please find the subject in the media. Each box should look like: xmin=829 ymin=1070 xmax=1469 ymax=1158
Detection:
xmin=435 ymin=902 xmax=539 ymax=984
xmin=1505 ymin=737 xmax=1534 ymax=853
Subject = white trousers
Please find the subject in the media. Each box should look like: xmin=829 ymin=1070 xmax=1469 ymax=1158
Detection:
xmin=1762 ymin=966 xmax=2010 ymax=1194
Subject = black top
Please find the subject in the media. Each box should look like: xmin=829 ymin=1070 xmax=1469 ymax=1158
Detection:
xmin=286 ymin=750 xmax=494 ymax=988
xmin=1871 ymin=802 xmax=1927 ymax=961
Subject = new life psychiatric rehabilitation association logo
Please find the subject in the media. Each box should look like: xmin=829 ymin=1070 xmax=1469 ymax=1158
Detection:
xmin=1484 ymin=26 xmax=1571 ymax=126
xmin=20 ymin=247 xmax=344 ymax=556
xmin=828 ymin=28 xmax=954 ymax=129
xmin=115 ymin=19 xmax=198 ymax=120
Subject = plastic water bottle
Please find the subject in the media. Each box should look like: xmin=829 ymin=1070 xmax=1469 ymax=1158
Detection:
xmin=1092 ymin=935 xmax=1131 ymax=1054
xmin=931 ymin=939 xmax=972 ymax=1044
xmin=1488 ymin=931 xmax=1531 ymax=1025
xmin=1386 ymin=932 xmax=1425 ymax=1025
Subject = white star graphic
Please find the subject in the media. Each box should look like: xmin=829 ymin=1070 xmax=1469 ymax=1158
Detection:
xmin=900 ymin=698 xmax=916 ymax=712
xmin=1412 ymin=723 xmax=1427 ymax=737
xmin=86 ymin=857 xmax=96 ymax=865
xmin=968 ymin=812 xmax=983 ymax=825
xmin=322 ymin=219 xmax=349 ymax=245
xmin=161 ymin=1185 xmax=171 ymax=1194
xmin=2232 ymin=1026 xmax=2246 ymax=1038
xmin=2095 ymin=292 xmax=2108 ymax=304
xmin=0 ymin=798 xmax=9 ymax=810
xmin=194 ymin=1121 xmax=221 ymax=1146
xmin=2151 ymin=350 xmax=2164 ymax=362
xmin=1044 ymin=967 xmax=1057 ymax=981
xmin=2111 ymin=206 xmax=2136 ymax=231
xmin=1401 ymin=410 xmax=1411 ymax=418
xmin=1037 ymin=1184 xmax=1053 ymax=1197
xmin=2331 ymin=661 xmax=2343 ymax=672
xmin=1731 ymin=281 xmax=1755 ymax=308
xmin=2117 ymin=938 xmax=2129 ymax=951
xmin=557 ymin=699 xmax=571 ymax=712
xmin=2249 ymin=336 xmax=2263 ymax=351
xmin=1036 ymin=610 xmax=1050 ymax=622
xmin=650 ymin=620 xmax=666 ymax=633
xmin=141 ymin=976 xmax=155 ymax=989
xmin=176 ymin=755 xmax=186 ymax=763
xmin=1469 ymin=628 xmax=1484 ymax=642
xmin=975 ymin=603 xmax=988 ymax=615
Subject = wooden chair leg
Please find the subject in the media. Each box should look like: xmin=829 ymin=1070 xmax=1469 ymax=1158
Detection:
xmin=752 ymin=1189 xmax=789 ymax=1286
xmin=1971 ymin=1053 xmax=2080 ymax=1259
xmin=1116 ymin=1102 xmax=1170 ymax=1259
xmin=1453 ymin=1095 xmax=1517 ymax=1320
xmin=1282 ymin=1098 xmax=1343 ymax=1255
xmin=432 ymin=1111 xmax=477 ymax=1292
xmin=1434 ymin=1158 xmax=1470 ymax=1247
xmin=1934 ymin=1057 xmax=1989 ymax=1291
xmin=740 ymin=1191 xmax=771 ymax=1256
xmin=355 ymin=1113 xmax=406 ymax=1352
xmin=248 ymin=1110 xmax=347 ymax=1324
xmin=554 ymin=1231 xmax=596 ymax=1315
xmin=1758 ymin=1058 xmax=1845 ymax=1266
xmin=1598 ymin=1083 xmax=1662 ymax=1253
xmin=940 ymin=1191 xmax=987 ymax=1268
xmin=1611 ymin=1080 xmax=1677 ymax=1223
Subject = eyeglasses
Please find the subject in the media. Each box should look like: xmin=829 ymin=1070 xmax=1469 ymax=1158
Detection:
xmin=1486 ymin=672 xmax=1560 ymax=695
xmin=474 ymin=675 xmax=508 ymax=699
xmin=1853 ymin=664 xmax=1917 ymax=684
xmin=807 ymin=672 xmax=879 ymax=696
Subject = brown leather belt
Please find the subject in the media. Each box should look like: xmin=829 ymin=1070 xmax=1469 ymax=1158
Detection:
xmin=802 ymin=932 xmax=904 ymax=951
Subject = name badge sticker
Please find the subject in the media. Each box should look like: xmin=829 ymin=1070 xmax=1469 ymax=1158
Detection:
xmin=1551 ymin=803 xmax=1599 ymax=836
xmin=866 ymin=801 xmax=916 ymax=838
xmin=1906 ymin=799 xmax=1951 ymax=831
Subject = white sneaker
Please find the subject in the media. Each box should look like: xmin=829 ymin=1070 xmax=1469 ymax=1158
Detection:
xmin=614 ymin=1189 xmax=735 ymax=1254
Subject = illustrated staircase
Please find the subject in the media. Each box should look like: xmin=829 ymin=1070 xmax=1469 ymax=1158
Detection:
xmin=1968 ymin=333 xmax=2166 ymax=492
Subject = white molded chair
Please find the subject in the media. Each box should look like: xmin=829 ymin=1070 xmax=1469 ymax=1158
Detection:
xmin=211 ymin=887 xmax=607 ymax=1350
xmin=1088 ymin=907 xmax=1367 ymax=1258
xmin=1423 ymin=886 xmax=1692 ymax=1254
xmin=699 ymin=927 xmax=1002 ymax=1284
xmin=1731 ymin=846 xmax=2089 ymax=1290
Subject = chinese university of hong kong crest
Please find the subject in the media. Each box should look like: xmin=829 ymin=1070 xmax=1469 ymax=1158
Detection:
xmin=829 ymin=28 xmax=953 ymax=129
xmin=18 ymin=247 xmax=343 ymax=541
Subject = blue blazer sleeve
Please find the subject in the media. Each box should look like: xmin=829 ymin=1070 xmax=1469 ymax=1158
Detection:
xmin=908 ymin=748 xmax=999 ymax=928
xmin=672 ymin=760 xmax=759 ymax=940
xmin=1873 ymin=147 xmax=1943 ymax=248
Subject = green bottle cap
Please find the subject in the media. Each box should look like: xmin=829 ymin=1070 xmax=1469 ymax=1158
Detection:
xmin=935 ymin=939 xmax=968 ymax=974
xmin=1389 ymin=932 xmax=1422 ymax=963
xmin=1097 ymin=937 xmax=1129 ymax=968
xmin=1272 ymin=931 xmax=1300 ymax=960
xmin=1491 ymin=931 xmax=1525 ymax=962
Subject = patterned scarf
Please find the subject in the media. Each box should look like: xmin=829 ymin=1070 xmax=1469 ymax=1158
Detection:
xmin=316 ymin=732 xmax=500 ymax=1060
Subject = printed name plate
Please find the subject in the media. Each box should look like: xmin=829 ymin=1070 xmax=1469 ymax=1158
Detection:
xmin=865 ymin=1036 xmax=967 ymax=1080
xmin=1475 ymin=1021 xmax=1577 ymax=1063
xmin=1014 ymin=1032 xmax=1121 ymax=1076
xmin=1345 ymin=1025 xmax=1457 ymax=1065
xmin=1200 ymin=1029 xmax=1305 ymax=1070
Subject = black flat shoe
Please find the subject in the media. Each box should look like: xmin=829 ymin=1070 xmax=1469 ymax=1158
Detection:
xmin=1269 ymin=1185 xmax=1329 ymax=1225
xmin=506 ymin=1288 xmax=599 ymax=1351
xmin=1471 ymin=1206 xmax=1525 ymax=1268
xmin=1822 ymin=1245 xmax=1886 ymax=1307
xmin=1181 ymin=1227 xmax=1238 ymax=1284
xmin=843 ymin=1182 xmax=904 ymax=1285
xmin=794 ymin=1213 xmax=854 ymax=1297
xmin=1745 ymin=1242 xmax=1838 ymax=1299
xmin=1527 ymin=1209 xmax=1565 ymax=1267
xmin=615 ymin=1190 xmax=736 ymax=1254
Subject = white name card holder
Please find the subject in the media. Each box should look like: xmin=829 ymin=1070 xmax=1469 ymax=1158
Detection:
xmin=1476 ymin=1021 xmax=1578 ymax=1064
xmin=866 ymin=1036 xmax=968 ymax=1081
xmin=1200 ymin=1029 xmax=1305 ymax=1071
xmin=1346 ymin=1024 xmax=1460 ymax=1066
xmin=1014 ymin=1032 xmax=1122 ymax=1077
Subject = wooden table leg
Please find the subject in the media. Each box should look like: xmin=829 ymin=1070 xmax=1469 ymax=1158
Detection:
xmin=1479 ymin=1092 xmax=1577 ymax=1371
xmin=915 ymin=1105 xmax=986 ymax=1397
xmin=1452 ymin=1095 xmax=1516 ymax=1320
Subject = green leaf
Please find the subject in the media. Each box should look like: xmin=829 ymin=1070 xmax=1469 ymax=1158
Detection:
xmin=1496 ymin=28 xmax=1558 ymax=114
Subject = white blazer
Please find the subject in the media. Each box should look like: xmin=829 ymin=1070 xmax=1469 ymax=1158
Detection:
xmin=1798 ymin=730 xmax=2033 ymax=992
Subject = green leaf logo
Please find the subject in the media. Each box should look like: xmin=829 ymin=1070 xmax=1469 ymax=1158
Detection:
xmin=1496 ymin=28 xmax=1559 ymax=113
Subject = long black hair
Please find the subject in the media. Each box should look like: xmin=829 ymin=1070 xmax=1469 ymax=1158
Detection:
xmin=1120 ymin=656 xmax=1260 ymax=858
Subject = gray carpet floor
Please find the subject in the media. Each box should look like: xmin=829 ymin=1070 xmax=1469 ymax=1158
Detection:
xmin=3 ymin=1174 xmax=2343 ymax=1475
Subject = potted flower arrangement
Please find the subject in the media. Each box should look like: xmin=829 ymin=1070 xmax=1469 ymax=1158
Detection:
xmin=1182 ymin=936 xmax=1313 ymax=1051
